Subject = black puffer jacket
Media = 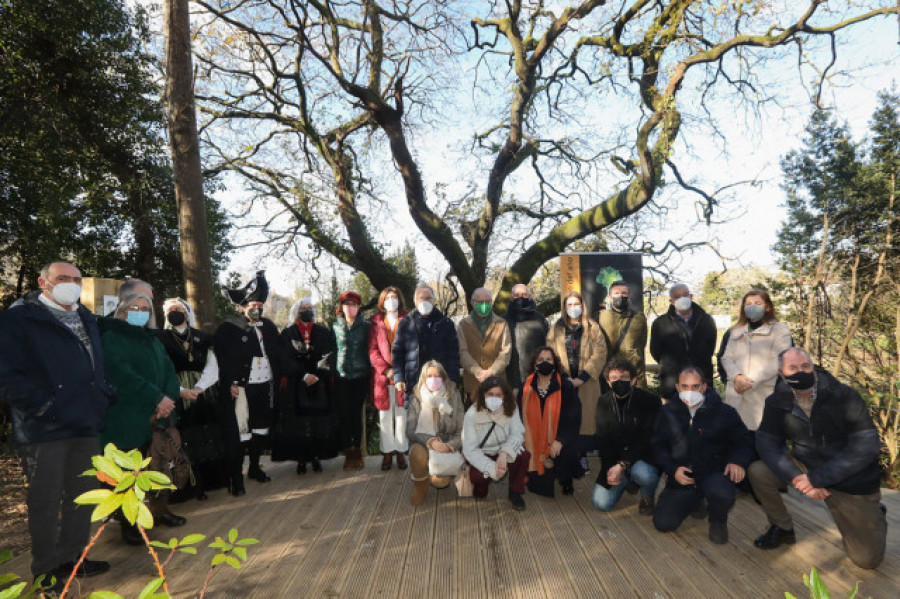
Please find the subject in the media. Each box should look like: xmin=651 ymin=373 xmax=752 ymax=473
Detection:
xmin=503 ymin=300 xmax=549 ymax=389
xmin=651 ymin=388 xmax=753 ymax=488
xmin=392 ymin=308 xmax=460 ymax=385
xmin=649 ymin=303 xmax=717 ymax=397
xmin=0 ymin=291 xmax=113 ymax=444
xmin=756 ymin=368 xmax=882 ymax=495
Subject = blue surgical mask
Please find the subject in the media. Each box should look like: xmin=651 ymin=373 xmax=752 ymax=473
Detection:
xmin=744 ymin=304 xmax=766 ymax=322
xmin=126 ymin=311 xmax=150 ymax=327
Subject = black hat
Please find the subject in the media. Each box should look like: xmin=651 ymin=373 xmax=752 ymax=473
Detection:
xmin=222 ymin=270 xmax=269 ymax=305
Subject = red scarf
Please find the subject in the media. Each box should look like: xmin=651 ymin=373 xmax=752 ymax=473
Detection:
xmin=522 ymin=373 xmax=562 ymax=475
xmin=296 ymin=321 xmax=314 ymax=344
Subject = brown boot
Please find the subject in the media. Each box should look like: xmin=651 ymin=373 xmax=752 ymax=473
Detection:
xmin=349 ymin=447 xmax=365 ymax=470
xmin=396 ymin=452 xmax=407 ymax=470
xmin=411 ymin=478 xmax=429 ymax=506
xmin=381 ymin=453 xmax=393 ymax=471
xmin=343 ymin=448 xmax=354 ymax=471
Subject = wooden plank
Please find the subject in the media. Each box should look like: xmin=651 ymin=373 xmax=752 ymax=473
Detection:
xmin=496 ymin=501 xmax=548 ymax=599
xmin=341 ymin=468 xmax=411 ymax=598
xmin=430 ymin=484 xmax=458 ymax=599
xmin=369 ymin=475 xmax=416 ymax=598
xmin=396 ymin=483 xmax=438 ymax=597
xmin=454 ymin=496 xmax=487 ymax=599
xmin=475 ymin=491 xmax=517 ymax=599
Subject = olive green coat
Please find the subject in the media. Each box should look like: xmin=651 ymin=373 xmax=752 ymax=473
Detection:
xmin=598 ymin=308 xmax=648 ymax=387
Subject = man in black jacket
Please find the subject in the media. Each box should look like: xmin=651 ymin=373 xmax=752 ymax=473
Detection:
xmin=749 ymin=347 xmax=887 ymax=568
xmin=591 ymin=358 xmax=660 ymax=515
xmin=649 ymin=283 xmax=717 ymax=398
xmin=651 ymin=366 xmax=754 ymax=544
xmin=0 ymin=261 xmax=112 ymax=587
xmin=503 ymin=284 xmax=549 ymax=392
xmin=392 ymin=285 xmax=461 ymax=392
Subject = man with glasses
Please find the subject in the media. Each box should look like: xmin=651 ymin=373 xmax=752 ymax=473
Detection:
xmin=0 ymin=261 xmax=114 ymax=590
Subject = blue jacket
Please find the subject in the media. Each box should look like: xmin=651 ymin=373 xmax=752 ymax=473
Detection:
xmin=0 ymin=291 xmax=113 ymax=444
xmin=756 ymin=368 xmax=881 ymax=495
xmin=651 ymin=388 xmax=753 ymax=488
xmin=392 ymin=308 xmax=461 ymax=385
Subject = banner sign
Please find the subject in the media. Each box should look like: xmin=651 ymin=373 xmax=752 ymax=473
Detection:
xmin=559 ymin=252 xmax=644 ymax=319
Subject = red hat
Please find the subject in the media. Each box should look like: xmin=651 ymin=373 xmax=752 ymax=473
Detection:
xmin=339 ymin=291 xmax=362 ymax=305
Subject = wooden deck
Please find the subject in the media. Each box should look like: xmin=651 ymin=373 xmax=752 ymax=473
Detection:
xmin=4 ymin=456 xmax=899 ymax=598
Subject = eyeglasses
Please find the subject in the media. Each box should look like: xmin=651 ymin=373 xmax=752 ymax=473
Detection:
xmin=126 ymin=305 xmax=151 ymax=313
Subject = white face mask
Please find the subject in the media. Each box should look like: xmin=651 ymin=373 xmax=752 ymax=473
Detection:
xmin=566 ymin=305 xmax=583 ymax=319
xmin=485 ymin=395 xmax=504 ymax=413
xmin=384 ymin=297 xmax=399 ymax=313
xmin=673 ymin=296 xmax=692 ymax=312
xmin=49 ymin=282 xmax=82 ymax=306
xmin=417 ymin=301 xmax=434 ymax=316
xmin=679 ymin=390 xmax=704 ymax=408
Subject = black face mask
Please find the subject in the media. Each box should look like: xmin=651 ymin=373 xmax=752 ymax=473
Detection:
xmin=247 ymin=307 xmax=263 ymax=321
xmin=784 ymin=370 xmax=815 ymax=391
xmin=612 ymin=296 xmax=629 ymax=311
xmin=299 ymin=310 xmax=314 ymax=323
xmin=611 ymin=379 xmax=632 ymax=397
xmin=535 ymin=361 xmax=556 ymax=376
xmin=166 ymin=311 xmax=186 ymax=327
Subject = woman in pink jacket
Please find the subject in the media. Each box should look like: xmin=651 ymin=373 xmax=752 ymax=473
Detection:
xmin=368 ymin=287 xmax=409 ymax=470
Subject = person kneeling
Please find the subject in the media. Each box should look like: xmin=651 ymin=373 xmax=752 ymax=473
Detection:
xmin=592 ymin=358 xmax=661 ymax=514
xmin=406 ymin=360 xmax=465 ymax=505
xmin=749 ymin=348 xmax=887 ymax=569
xmin=651 ymin=367 xmax=753 ymax=544
xmin=463 ymin=377 xmax=530 ymax=510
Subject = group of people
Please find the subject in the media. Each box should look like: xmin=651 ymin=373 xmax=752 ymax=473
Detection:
xmin=0 ymin=264 xmax=889 ymax=593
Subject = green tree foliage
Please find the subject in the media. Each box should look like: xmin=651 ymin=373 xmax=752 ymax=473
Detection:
xmin=0 ymin=0 xmax=231 ymax=306
xmin=772 ymin=89 xmax=900 ymax=485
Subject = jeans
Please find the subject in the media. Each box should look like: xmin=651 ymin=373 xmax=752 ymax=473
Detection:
xmin=592 ymin=460 xmax=660 ymax=511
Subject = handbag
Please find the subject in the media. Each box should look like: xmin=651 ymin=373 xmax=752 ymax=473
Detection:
xmin=428 ymin=449 xmax=465 ymax=477
xmin=455 ymin=422 xmax=497 ymax=498
xmin=149 ymin=420 xmax=194 ymax=490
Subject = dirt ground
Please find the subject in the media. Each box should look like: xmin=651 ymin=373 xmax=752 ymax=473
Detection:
xmin=0 ymin=452 xmax=29 ymax=557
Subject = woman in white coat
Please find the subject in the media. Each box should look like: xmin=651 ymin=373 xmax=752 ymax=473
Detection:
xmin=462 ymin=376 xmax=530 ymax=510
xmin=721 ymin=289 xmax=792 ymax=431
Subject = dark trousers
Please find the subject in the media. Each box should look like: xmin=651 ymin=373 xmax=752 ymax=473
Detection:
xmin=18 ymin=436 xmax=100 ymax=575
xmin=335 ymin=377 xmax=367 ymax=448
xmin=653 ymin=473 xmax=736 ymax=531
xmin=469 ymin=450 xmax=531 ymax=498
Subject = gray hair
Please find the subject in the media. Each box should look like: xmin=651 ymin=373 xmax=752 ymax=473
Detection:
xmin=511 ymin=283 xmax=529 ymax=295
xmin=162 ymin=297 xmax=195 ymax=328
xmin=118 ymin=278 xmax=152 ymax=299
xmin=414 ymin=285 xmax=434 ymax=298
xmin=669 ymin=283 xmax=690 ymax=298
xmin=39 ymin=260 xmax=75 ymax=280
xmin=777 ymin=347 xmax=812 ymax=369
xmin=288 ymin=298 xmax=314 ymax=323
xmin=470 ymin=287 xmax=491 ymax=302
xmin=113 ymin=293 xmax=155 ymax=324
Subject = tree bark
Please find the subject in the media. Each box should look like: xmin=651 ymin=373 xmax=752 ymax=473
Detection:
xmin=164 ymin=0 xmax=217 ymax=331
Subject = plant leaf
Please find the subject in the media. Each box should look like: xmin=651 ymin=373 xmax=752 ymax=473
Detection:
xmin=232 ymin=546 xmax=247 ymax=561
xmin=236 ymin=538 xmax=259 ymax=546
xmin=149 ymin=541 xmax=169 ymax=549
xmin=91 ymin=492 xmax=125 ymax=522
xmin=177 ymin=547 xmax=198 ymax=555
xmin=136 ymin=577 xmax=165 ymax=599
xmin=114 ymin=473 xmax=136 ymax=493
xmin=74 ymin=489 xmax=114 ymax=505
xmin=180 ymin=534 xmax=206 ymax=545
xmin=121 ymin=493 xmax=140 ymax=525
xmin=227 ymin=528 xmax=238 ymax=543
xmin=88 ymin=591 xmax=125 ymax=599
xmin=211 ymin=553 xmax=227 ymax=567
xmin=136 ymin=502 xmax=154 ymax=529
xmin=224 ymin=555 xmax=241 ymax=569
xmin=0 ymin=582 xmax=28 ymax=599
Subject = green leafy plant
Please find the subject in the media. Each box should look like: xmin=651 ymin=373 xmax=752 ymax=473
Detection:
xmin=0 ymin=444 xmax=258 ymax=598
xmin=785 ymin=568 xmax=867 ymax=599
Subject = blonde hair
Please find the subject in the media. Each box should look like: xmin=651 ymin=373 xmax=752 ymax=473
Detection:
xmin=415 ymin=359 xmax=449 ymax=396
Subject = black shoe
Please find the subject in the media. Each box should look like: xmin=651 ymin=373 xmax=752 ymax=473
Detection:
xmin=55 ymin=559 xmax=111 ymax=579
xmin=196 ymin=490 xmax=209 ymax=501
xmin=709 ymin=521 xmax=728 ymax=545
xmin=639 ymin=496 xmax=655 ymax=515
xmin=229 ymin=477 xmax=246 ymax=497
xmin=561 ymin=481 xmax=574 ymax=495
xmin=312 ymin=458 xmax=323 ymax=473
xmin=297 ymin=462 xmax=308 ymax=475
xmin=121 ymin=522 xmax=143 ymax=546
xmin=157 ymin=511 xmax=187 ymax=527
xmin=691 ymin=499 xmax=708 ymax=519
xmin=248 ymin=466 xmax=271 ymax=483
xmin=880 ymin=503 xmax=887 ymax=515
xmin=754 ymin=524 xmax=796 ymax=550
xmin=509 ymin=492 xmax=526 ymax=511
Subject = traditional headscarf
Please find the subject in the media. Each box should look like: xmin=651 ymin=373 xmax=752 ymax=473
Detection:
xmin=162 ymin=297 xmax=196 ymax=329
xmin=222 ymin=270 xmax=269 ymax=305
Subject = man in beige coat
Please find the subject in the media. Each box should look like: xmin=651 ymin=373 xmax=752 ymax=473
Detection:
xmin=457 ymin=288 xmax=512 ymax=405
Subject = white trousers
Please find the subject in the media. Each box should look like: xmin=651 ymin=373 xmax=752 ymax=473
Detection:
xmin=379 ymin=386 xmax=408 ymax=453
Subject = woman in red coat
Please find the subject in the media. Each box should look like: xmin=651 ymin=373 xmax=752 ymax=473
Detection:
xmin=368 ymin=286 xmax=409 ymax=470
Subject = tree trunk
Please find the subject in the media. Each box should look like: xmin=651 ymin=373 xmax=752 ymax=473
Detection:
xmin=164 ymin=0 xmax=216 ymax=331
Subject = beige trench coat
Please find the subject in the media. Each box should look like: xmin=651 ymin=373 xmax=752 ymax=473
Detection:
xmin=721 ymin=320 xmax=792 ymax=430
xmin=547 ymin=319 xmax=607 ymax=436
